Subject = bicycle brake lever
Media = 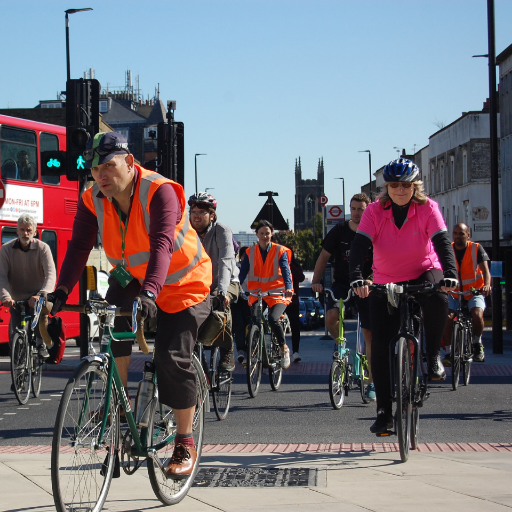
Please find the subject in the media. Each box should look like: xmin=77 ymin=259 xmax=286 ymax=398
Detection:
xmin=132 ymin=299 xmax=140 ymax=334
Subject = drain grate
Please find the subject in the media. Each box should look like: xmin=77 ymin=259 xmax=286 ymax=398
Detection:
xmin=193 ymin=467 xmax=324 ymax=487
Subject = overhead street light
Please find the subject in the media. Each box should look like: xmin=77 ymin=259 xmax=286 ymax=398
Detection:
xmin=358 ymin=150 xmax=372 ymax=200
xmin=65 ymin=8 xmax=93 ymax=81
xmin=194 ymin=153 xmax=207 ymax=195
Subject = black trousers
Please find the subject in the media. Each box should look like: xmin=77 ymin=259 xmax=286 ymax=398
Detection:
xmin=285 ymin=302 xmax=301 ymax=353
xmin=369 ymin=269 xmax=448 ymax=414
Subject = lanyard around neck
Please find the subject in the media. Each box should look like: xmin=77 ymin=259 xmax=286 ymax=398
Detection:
xmin=114 ymin=199 xmax=129 ymax=262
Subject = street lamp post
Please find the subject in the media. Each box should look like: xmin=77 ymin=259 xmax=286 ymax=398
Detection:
xmin=194 ymin=153 xmax=206 ymax=195
xmin=335 ymin=178 xmax=345 ymax=221
xmin=65 ymin=8 xmax=93 ymax=82
xmin=359 ymin=150 xmax=372 ymax=200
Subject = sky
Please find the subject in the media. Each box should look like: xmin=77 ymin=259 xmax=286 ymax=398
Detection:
xmin=1 ymin=0 xmax=511 ymax=233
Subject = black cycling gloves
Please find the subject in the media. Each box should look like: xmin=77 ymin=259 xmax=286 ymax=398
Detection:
xmin=136 ymin=294 xmax=157 ymax=320
xmin=46 ymin=289 xmax=68 ymax=315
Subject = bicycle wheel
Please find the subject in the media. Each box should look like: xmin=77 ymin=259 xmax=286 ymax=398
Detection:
xmin=268 ymin=335 xmax=283 ymax=391
xmin=462 ymin=324 xmax=472 ymax=386
xmin=31 ymin=350 xmax=43 ymax=398
xmin=211 ymin=347 xmax=232 ymax=420
xmin=451 ymin=323 xmax=462 ymax=390
xmin=328 ymin=360 xmax=345 ymax=409
xmin=396 ymin=337 xmax=412 ymax=462
xmin=359 ymin=354 xmax=370 ymax=404
xmin=52 ymin=360 xmax=119 ymax=512
xmin=11 ymin=331 xmax=31 ymax=405
xmin=246 ymin=325 xmax=263 ymax=398
xmin=147 ymin=356 xmax=205 ymax=505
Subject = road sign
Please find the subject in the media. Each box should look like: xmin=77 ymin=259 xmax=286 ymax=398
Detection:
xmin=0 ymin=180 xmax=5 ymax=209
xmin=326 ymin=204 xmax=344 ymax=221
xmin=319 ymin=194 xmax=328 ymax=206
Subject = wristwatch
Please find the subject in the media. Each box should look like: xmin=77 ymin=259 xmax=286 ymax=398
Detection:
xmin=141 ymin=290 xmax=156 ymax=301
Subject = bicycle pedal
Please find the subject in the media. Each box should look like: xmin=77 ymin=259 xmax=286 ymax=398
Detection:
xmin=375 ymin=430 xmax=395 ymax=437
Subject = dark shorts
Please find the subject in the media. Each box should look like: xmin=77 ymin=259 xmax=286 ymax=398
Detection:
xmin=325 ymin=281 xmax=370 ymax=330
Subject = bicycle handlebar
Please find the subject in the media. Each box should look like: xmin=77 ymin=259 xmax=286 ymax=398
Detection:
xmin=369 ymin=282 xmax=437 ymax=295
xmin=324 ymin=288 xmax=352 ymax=303
xmin=39 ymin=299 xmax=150 ymax=355
xmin=449 ymin=288 xmax=486 ymax=297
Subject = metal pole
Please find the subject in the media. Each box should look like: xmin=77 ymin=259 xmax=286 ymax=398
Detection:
xmin=65 ymin=13 xmax=70 ymax=81
xmin=368 ymin=151 xmax=372 ymax=200
xmin=194 ymin=154 xmax=198 ymax=195
xmin=487 ymin=0 xmax=503 ymax=353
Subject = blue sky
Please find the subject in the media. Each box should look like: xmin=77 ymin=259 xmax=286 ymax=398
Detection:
xmin=1 ymin=0 xmax=511 ymax=233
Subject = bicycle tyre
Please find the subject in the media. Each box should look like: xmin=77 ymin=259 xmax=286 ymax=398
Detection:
xmin=246 ymin=325 xmax=263 ymax=398
xmin=396 ymin=337 xmax=412 ymax=463
xmin=212 ymin=347 xmax=232 ymax=420
xmin=462 ymin=324 xmax=472 ymax=386
xmin=11 ymin=331 xmax=31 ymax=405
xmin=268 ymin=334 xmax=283 ymax=391
xmin=328 ymin=360 xmax=345 ymax=409
xmin=451 ymin=323 xmax=462 ymax=390
xmin=31 ymin=351 xmax=43 ymax=398
xmin=52 ymin=360 xmax=119 ymax=512
xmin=147 ymin=355 xmax=205 ymax=505
xmin=410 ymin=405 xmax=419 ymax=450
xmin=359 ymin=354 xmax=370 ymax=404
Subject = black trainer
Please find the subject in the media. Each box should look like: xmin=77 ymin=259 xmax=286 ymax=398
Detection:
xmin=38 ymin=344 xmax=50 ymax=359
xmin=219 ymin=349 xmax=235 ymax=372
xmin=428 ymin=353 xmax=446 ymax=380
xmin=473 ymin=343 xmax=485 ymax=362
xmin=370 ymin=409 xmax=394 ymax=434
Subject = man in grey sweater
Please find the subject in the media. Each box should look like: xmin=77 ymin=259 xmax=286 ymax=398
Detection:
xmin=0 ymin=214 xmax=56 ymax=358
xmin=189 ymin=192 xmax=240 ymax=371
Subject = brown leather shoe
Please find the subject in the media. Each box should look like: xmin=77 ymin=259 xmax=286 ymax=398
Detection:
xmin=164 ymin=444 xmax=197 ymax=480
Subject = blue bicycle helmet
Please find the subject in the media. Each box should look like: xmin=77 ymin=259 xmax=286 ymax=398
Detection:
xmin=382 ymin=158 xmax=420 ymax=183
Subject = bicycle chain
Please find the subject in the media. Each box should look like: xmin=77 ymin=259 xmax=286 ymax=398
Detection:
xmin=120 ymin=430 xmax=143 ymax=475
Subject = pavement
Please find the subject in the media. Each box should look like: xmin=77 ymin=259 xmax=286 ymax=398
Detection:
xmin=1 ymin=325 xmax=512 ymax=511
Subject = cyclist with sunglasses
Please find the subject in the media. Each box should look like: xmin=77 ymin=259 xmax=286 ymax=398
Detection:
xmin=47 ymin=131 xmax=212 ymax=478
xmin=188 ymin=192 xmax=240 ymax=371
xmin=349 ymin=158 xmax=458 ymax=434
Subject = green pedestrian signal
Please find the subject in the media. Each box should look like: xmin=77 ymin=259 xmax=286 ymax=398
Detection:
xmin=76 ymin=155 xmax=86 ymax=170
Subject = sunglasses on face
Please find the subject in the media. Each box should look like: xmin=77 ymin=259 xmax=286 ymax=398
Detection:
xmin=388 ymin=182 xmax=413 ymax=189
xmin=83 ymin=144 xmax=129 ymax=162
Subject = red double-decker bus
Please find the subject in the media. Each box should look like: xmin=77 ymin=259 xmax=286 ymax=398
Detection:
xmin=0 ymin=114 xmax=81 ymax=351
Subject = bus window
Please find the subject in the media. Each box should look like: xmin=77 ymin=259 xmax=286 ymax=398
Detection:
xmin=0 ymin=126 xmax=38 ymax=183
xmin=41 ymin=230 xmax=57 ymax=266
xmin=1 ymin=227 xmax=17 ymax=245
xmin=40 ymin=132 xmax=60 ymax=185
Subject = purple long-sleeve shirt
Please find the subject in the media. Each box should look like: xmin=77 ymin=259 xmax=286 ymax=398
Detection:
xmin=57 ymin=167 xmax=181 ymax=298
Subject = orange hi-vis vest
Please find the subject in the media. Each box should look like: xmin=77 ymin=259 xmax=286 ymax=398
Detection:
xmin=246 ymin=243 xmax=292 ymax=307
xmin=450 ymin=240 xmax=485 ymax=298
xmin=82 ymin=166 xmax=212 ymax=313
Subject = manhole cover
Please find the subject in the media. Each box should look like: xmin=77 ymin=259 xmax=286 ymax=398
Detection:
xmin=193 ymin=467 xmax=325 ymax=487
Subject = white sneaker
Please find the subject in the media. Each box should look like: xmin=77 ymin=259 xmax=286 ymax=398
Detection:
xmin=293 ymin=352 xmax=301 ymax=363
xmin=281 ymin=347 xmax=291 ymax=369
xmin=237 ymin=350 xmax=246 ymax=364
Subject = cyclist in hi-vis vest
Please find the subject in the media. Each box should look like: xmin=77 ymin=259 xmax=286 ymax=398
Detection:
xmin=442 ymin=222 xmax=491 ymax=364
xmin=47 ymin=132 xmax=212 ymax=479
xmin=238 ymin=220 xmax=294 ymax=369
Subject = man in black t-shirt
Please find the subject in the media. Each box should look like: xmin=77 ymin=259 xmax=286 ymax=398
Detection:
xmin=312 ymin=193 xmax=375 ymax=399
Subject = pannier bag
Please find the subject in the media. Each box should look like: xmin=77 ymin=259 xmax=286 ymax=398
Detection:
xmin=46 ymin=316 xmax=66 ymax=364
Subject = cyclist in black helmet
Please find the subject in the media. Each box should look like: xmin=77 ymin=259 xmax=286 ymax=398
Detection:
xmin=189 ymin=192 xmax=240 ymax=371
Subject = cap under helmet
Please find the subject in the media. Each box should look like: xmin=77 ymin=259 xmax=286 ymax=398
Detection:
xmin=188 ymin=192 xmax=217 ymax=210
xmin=383 ymin=158 xmax=420 ymax=183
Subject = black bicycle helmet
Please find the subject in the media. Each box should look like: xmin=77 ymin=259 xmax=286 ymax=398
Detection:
xmin=188 ymin=192 xmax=217 ymax=210
xmin=382 ymin=158 xmax=420 ymax=182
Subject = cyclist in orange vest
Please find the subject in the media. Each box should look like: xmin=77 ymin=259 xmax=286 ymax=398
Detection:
xmin=443 ymin=222 xmax=491 ymax=363
xmin=47 ymin=132 xmax=212 ymax=478
xmin=238 ymin=220 xmax=294 ymax=369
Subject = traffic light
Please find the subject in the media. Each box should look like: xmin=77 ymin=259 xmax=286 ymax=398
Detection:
xmin=40 ymin=150 xmax=66 ymax=176
xmin=174 ymin=122 xmax=184 ymax=187
xmin=66 ymin=78 xmax=100 ymax=181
